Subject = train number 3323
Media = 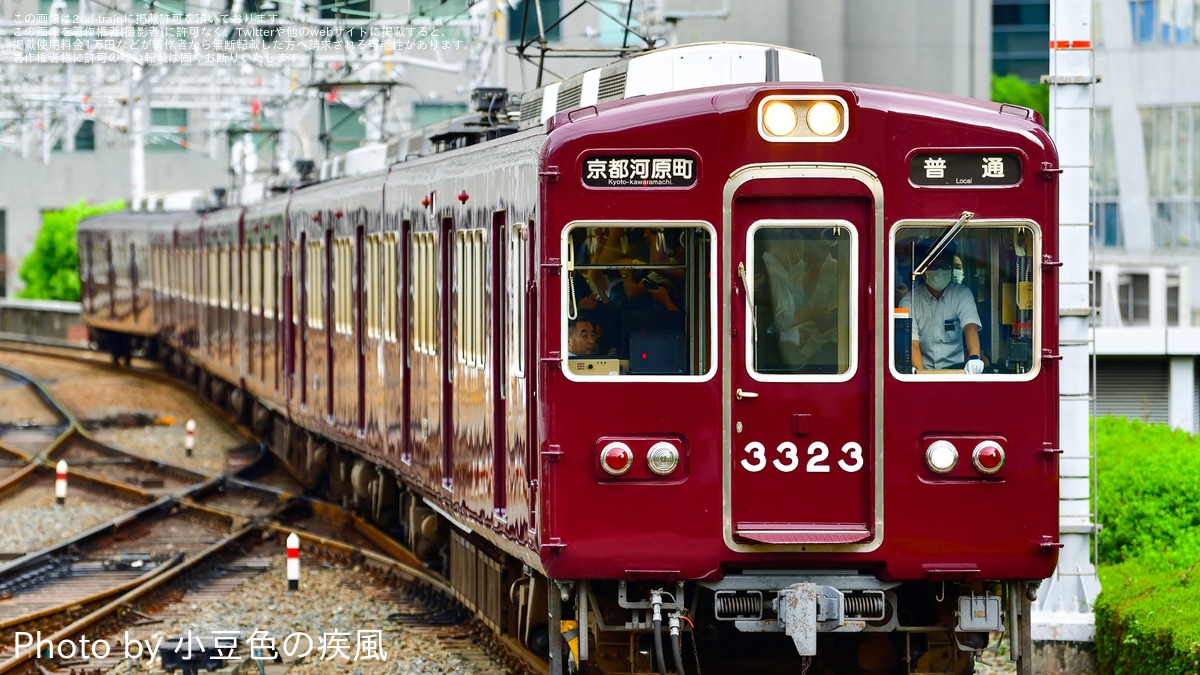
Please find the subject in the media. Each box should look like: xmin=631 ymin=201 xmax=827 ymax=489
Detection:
xmin=740 ymin=441 xmax=865 ymax=474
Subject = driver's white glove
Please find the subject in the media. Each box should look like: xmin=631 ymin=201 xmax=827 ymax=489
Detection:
xmin=965 ymin=356 xmax=984 ymax=375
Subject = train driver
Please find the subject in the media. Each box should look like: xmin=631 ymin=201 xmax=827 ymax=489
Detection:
xmin=567 ymin=318 xmax=598 ymax=358
xmin=900 ymin=240 xmax=984 ymax=374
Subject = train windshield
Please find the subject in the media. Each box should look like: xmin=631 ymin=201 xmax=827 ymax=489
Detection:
xmin=563 ymin=222 xmax=715 ymax=379
xmin=892 ymin=220 xmax=1041 ymax=378
xmin=748 ymin=221 xmax=857 ymax=377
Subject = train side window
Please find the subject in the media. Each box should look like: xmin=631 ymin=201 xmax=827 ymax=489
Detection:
xmin=466 ymin=230 xmax=486 ymax=369
xmin=412 ymin=231 xmax=437 ymax=355
xmin=333 ymin=238 xmax=352 ymax=335
xmin=455 ymin=231 xmax=465 ymax=364
xmin=219 ymin=245 xmax=226 ymax=309
xmin=263 ymin=241 xmax=276 ymax=319
xmin=291 ymin=241 xmax=300 ymax=326
xmin=749 ymin=222 xmax=856 ymax=378
xmin=561 ymin=222 xmax=714 ymax=379
xmin=384 ymin=233 xmax=398 ymax=343
xmin=207 ymin=247 xmax=217 ymax=306
xmin=510 ymin=220 xmax=528 ymax=378
xmin=250 ymin=243 xmax=261 ymax=316
xmin=453 ymin=229 xmax=487 ymax=369
xmin=240 ymin=241 xmax=249 ymax=313
xmin=892 ymin=221 xmax=1041 ymax=378
xmin=307 ymin=240 xmax=325 ymax=330
xmin=364 ymin=235 xmax=377 ymax=339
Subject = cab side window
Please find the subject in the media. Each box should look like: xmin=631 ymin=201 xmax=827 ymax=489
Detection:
xmin=893 ymin=223 xmax=1039 ymax=376
xmin=563 ymin=223 xmax=713 ymax=378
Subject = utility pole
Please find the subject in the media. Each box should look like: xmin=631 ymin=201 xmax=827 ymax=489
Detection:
xmin=1034 ymin=0 xmax=1101 ymax=672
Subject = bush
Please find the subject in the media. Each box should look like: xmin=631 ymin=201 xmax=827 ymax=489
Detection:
xmin=17 ymin=199 xmax=123 ymax=301
xmin=1095 ymin=416 xmax=1200 ymax=673
xmin=1096 ymin=559 xmax=1200 ymax=674
xmin=1096 ymin=417 xmax=1200 ymax=569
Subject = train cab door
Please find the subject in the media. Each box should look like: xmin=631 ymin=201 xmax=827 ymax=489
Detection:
xmin=725 ymin=170 xmax=882 ymax=552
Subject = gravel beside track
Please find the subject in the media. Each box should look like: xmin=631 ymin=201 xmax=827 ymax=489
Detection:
xmin=156 ymin=551 xmax=506 ymax=675
xmin=0 ymin=351 xmax=249 ymax=475
xmin=0 ymin=476 xmax=130 ymax=554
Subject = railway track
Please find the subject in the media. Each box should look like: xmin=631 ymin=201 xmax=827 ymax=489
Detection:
xmin=0 ymin=344 xmax=542 ymax=675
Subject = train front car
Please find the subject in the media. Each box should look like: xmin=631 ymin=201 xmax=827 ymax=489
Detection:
xmin=538 ymin=77 xmax=1059 ymax=672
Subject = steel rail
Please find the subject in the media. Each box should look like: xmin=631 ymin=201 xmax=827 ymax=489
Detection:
xmin=0 ymin=553 xmax=184 ymax=632
xmin=0 ymin=524 xmax=260 ymax=675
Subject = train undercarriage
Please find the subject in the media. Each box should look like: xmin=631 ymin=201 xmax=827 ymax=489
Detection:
xmin=139 ymin=341 xmax=1034 ymax=675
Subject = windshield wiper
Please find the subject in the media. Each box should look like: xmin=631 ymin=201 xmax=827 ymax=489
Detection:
xmin=913 ymin=210 xmax=975 ymax=276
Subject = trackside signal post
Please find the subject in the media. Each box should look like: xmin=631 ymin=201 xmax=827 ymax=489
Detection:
xmin=1035 ymin=0 xmax=1101 ymax=670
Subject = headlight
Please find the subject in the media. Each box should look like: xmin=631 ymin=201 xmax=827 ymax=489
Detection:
xmin=757 ymin=96 xmax=848 ymax=142
xmin=806 ymin=101 xmax=842 ymax=136
xmin=762 ymin=100 xmax=799 ymax=137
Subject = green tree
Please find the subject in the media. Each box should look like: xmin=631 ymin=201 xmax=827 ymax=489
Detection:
xmin=17 ymin=199 xmax=124 ymax=301
xmin=992 ymin=73 xmax=1050 ymax=128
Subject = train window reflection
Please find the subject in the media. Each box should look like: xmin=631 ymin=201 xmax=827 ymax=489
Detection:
xmin=892 ymin=221 xmax=1040 ymax=377
xmin=749 ymin=222 xmax=855 ymax=377
xmin=563 ymin=222 xmax=713 ymax=378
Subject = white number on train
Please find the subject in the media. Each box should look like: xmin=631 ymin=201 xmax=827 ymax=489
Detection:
xmin=740 ymin=441 xmax=865 ymax=474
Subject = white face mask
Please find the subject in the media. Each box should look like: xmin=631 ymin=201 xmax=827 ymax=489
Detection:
xmin=926 ymin=269 xmax=952 ymax=292
xmin=953 ymin=269 xmax=965 ymax=284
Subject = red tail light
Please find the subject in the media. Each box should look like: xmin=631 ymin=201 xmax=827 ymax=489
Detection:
xmin=600 ymin=442 xmax=633 ymax=476
xmin=972 ymin=441 xmax=1005 ymax=474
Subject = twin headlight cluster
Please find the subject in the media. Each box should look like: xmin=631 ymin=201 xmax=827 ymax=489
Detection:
xmin=757 ymin=96 xmax=848 ymax=142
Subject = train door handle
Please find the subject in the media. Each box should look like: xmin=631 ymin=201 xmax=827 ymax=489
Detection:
xmin=736 ymin=389 xmax=759 ymax=400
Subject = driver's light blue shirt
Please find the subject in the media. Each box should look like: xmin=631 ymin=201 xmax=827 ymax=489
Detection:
xmin=899 ymin=283 xmax=981 ymax=369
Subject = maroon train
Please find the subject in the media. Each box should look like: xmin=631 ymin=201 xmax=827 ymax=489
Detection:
xmin=78 ymin=42 xmax=1060 ymax=675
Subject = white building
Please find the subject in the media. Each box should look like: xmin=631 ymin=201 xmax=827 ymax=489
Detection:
xmin=1092 ymin=0 xmax=1200 ymax=433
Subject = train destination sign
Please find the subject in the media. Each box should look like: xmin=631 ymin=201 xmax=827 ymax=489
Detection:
xmin=909 ymin=153 xmax=1022 ymax=186
xmin=583 ymin=155 xmax=697 ymax=188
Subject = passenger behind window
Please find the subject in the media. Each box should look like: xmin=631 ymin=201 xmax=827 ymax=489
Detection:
xmin=760 ymin=230 xmax=839 ymax=371
xmin=590 ymin=228 xmax=686 ymax=366
xmin=590 ymin=227 xmax=683 ymax=313
xmin=900 ymin=239 xmax=984 ymax=374
xmin=567 ymin=318 xmax=598 ymax=358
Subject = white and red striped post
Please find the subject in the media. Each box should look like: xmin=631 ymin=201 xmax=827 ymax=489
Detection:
xmin=286 ymin=532 xmax=300 ymax=591
xmin=55 ymin=460 xmax=68 ymax=505
xmin=185 ymin=419 xmax=195 ymax=457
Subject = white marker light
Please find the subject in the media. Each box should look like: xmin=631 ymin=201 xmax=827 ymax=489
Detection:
xmin=646 ymin=442 xmax=680 ymax=476
xmin=925 ymin=440 xmax=958 ymax=474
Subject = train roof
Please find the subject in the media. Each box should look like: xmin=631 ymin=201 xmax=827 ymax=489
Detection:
xmin=543 ymin=79 xmax=1049 ymax=149
xmin=77 ymin=210 xmax=188 ymax=233
xmin=516 ymin=41 xmax=823 ymax=130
